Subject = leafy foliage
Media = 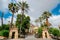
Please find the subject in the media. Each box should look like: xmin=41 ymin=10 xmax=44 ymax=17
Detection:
xmin=0 ymin=26 xmax=2 ymax=31
xmin=48 ymin=28 xmax=60 ymax=37
xmin=16 ymin=14 xmax=30 ymax=34
xmin=8 ymin=3 xmax=19 ymax=13
xmin=42 ymin=11 xmax=52 ymax=19
xmin=0 ymin=24 xmax=9 ymax=37
xmin=17 ymin=1 xmax=29 ymax=13
xmin=0 ymin=31 xmax=3 ymax=36
xmin=38 ymin=27 xmax=42 ymax=37
xmin=2 ymin=30 xmax=9 ymax=37
xmin=0 ymin=24 xmax=9 ymax=31
xmin=8 ymin=3 xmax=19 ymax=28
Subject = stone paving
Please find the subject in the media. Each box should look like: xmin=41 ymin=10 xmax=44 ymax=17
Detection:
xmin=25 ymin=35 xmax=54 ymax=40
xmin=6 ymin=35 xmax=55 ymax=40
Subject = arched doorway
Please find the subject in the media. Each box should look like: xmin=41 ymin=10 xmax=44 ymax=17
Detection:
xmin=42 ymin=30 xmax=50 ymax=38
xmin=9 ymin=27 xmax=18 ymax=39
xmin=12 ymin=32 xmax=15 ymax=39
xmin=45 ymin=32 xmax=47 ymax=38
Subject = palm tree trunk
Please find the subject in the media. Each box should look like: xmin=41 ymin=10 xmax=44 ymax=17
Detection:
xmin=1 ymin=12 xmax=4 ymax=27
xmin=40 ymin=22 xmax=42 ymax=27
xmin=11 ymin=13 xmax=14 ymax=28
xmin=22 ymin=9 xmax=24 ymax=20
xmin=40 ymin=20 xmax=42 ymax=27
xmin=46 ymin=18 xmax=49 ymax=27
xmin=20 ymin=9 xmax=24 ymax=37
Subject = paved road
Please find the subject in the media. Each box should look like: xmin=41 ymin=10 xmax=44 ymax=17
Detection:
xmin=6 ymin=35 xmax=55 ymax=40
xmin=25 ymin=35 xmax=54 ymax=40
xmin=25 ymin=35 xmax=36 ymax=40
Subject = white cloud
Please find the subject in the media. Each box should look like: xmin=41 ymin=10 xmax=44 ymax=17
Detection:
xmin=0 ymin=16 xmax=16 ymax=26
xmin=49 ymin=15 xmax=60 ymax=28
xmin=0 ymin=0 xmax=10 ymax=12
xmin=26 ymin=0 xmax=60 ymax=26
xmin=0 ymin=19 xmax=1 ymax=26
xmin=26 ymin=0 xmax=60 ymax=27
xmin=0 ymin=0 xmax=60 ymax=27
xmin=0 ymin=0 xmax=2 ymax=11
xmin=59 ymin=9 xmax=60 ymax=13
xmin=5 ymin=16 xmax=16 ymax=24
xmin=25 ymin=0 xmax=60 ymax=24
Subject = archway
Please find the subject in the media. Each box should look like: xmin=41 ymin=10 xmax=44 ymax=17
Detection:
xmin=9 ymin=26 xmax=18 ymax=39
xmin=42 ymin=30 xmax=51 ymax=38
xmin=12 ymin=32 xmax=15 ymax=39
xmin=45 ymin=32 xmax=47 ymax=38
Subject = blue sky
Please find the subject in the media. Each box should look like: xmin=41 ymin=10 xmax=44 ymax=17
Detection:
xmin=52 ymin=3 xmax=60 ymax=15
xmin=0 ymin=0 xmax=60 ymax=18
xmin=0 ymin=3 xmax=60 ymax=18
xmin=0 ymin=10 xmax=12 ymax=18
xmin=0 ymin=0 xmax=60 ymax=27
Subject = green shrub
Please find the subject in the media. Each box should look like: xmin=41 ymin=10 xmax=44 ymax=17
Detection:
xmin=2 ymin=30 xmax=9 ymax=37
xmin=0 ymin=31 xmax=3 ymax=36
xmin=0 ymin=30 xmax=9 ymax=37
xmin=0 ymin=26 xmax=2 ymax=31
xmin=48 ymin=28 xmax=60 ymax=37
xmin=58 ymin=30 xmax=60 ymax=37
xmin=38 ymin=27 xmax=42 ymax=37
xmin=2 ymin=24 xmax=9 ymax=30
xmin=48 ymin=28 xmax=54 ymax=34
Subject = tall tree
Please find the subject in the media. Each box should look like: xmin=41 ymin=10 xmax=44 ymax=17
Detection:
xmin=1 ymin=12 xmax=4 ymax=27
xmin=35 ymin=19 xmax=39 ymax=26
xmin=35 ymin=16 xmax=43 ymax=27
xmin=8 ymin=3 xmax=19 ymax=28
xmin=17 ymin=1 xmax=29 ymax=35
xmin=17 ymin=1 xmax=29 ymax=20
xmin=39 ymin=16 xmax=43 ymax=27
xmin=16 ymin=14 xmax=30 ymax=35
xmin=42 ymin=11 xmax=52 ymax=28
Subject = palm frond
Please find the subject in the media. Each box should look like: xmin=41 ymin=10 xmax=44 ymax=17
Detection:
xmin=42 ymin=11 xmax=52 ymax=19
xmin=17 ymin=1 xmax=29 ymax=13
xmin=8 ymin=3 xmax=19 ymax=13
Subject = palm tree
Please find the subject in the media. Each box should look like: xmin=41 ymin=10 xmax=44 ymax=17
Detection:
xmin=35 ymin=19 xmax=39 ymax=26
xmin=35 ymin=16 xmax=43 ymax=27
xmin=17 ymin=1 xmax=29 ymax=36
xmin=59 ymin=26 xmax=60 ymax=29
xmin=42 ymin=11 xmax=52 ymax=28
xmin=1 ymin=12 xmax=4 ymax=27
xmin=59 ymin=27 xmax=60 ymax=29
xmin=8 ymin=3 xmax=19 ymax=28
xmin=39 ymin=16 xmax=43 ymax=27
xmin=17 ymin=1 xmax=29 ymax=20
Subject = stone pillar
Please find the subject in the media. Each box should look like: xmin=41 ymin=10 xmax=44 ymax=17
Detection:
xmin=9 ymin=27 xmax=18 ymax=39
xmin=9 ymin=31 xmax=12 ymax=39
xmin=42 ymin=31 xmax=45 ymax=38
xmin=42 ymin=30 xmax=50 ymax=38
xmin=15 ymin=30 xmax=18 ymax=39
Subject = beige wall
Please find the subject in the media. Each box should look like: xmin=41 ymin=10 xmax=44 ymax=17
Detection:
xmin=9 ymin=28 xmax=18 ymax=39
